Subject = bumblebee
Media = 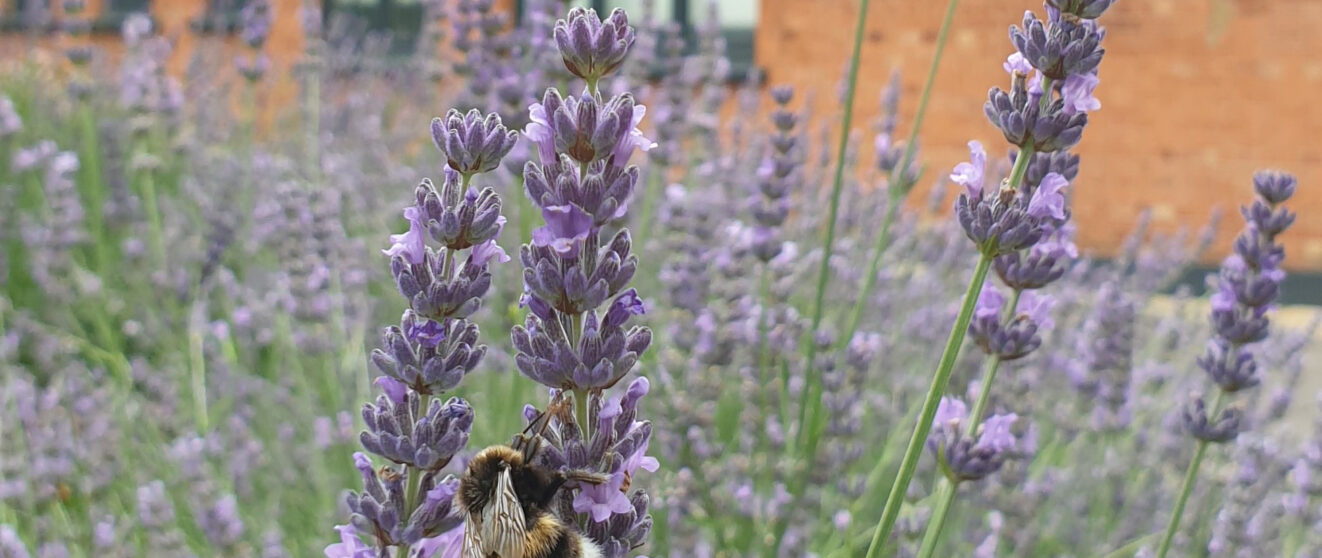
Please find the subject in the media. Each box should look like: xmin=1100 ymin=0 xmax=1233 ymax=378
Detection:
xmin=458 ymin=401 xmax=605 ymax=558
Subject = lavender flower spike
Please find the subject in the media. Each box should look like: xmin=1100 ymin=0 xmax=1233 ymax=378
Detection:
xmin=1158 ymin=171 xmax=1298 ymax=558
xmin=343 ymin=109 xmax=513 ymax=555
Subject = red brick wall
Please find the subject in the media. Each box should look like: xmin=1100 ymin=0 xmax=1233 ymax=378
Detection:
xmin=757 ymin=0 xmax=1322 ymax=269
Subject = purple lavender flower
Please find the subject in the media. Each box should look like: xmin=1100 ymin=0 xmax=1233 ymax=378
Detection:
xmin=1192 ymin=172 xmax=1298 ymax=404
xmin=345 ymin=109 xmax=515 ymax=555
xmin=1183 ymin=397 xmax=1243 ymax=443
xmin=969 ymin=283 xmax=1054 ymax=361
xmin=950 ymin=140 xmax=989 ymax=202
xmin=0 ymin=525 xmax=29 ymax=558
xmin=928 ymin=397 xmax=1020 ymax=482
xmin=324 ymin=524 xmax=374 ymax=558
xmin=994 ymin=223 xmax=1076 ymax=290
xmin=0 ymin=96 xmax=21 ymax=138
xmin=429 ymin=109 xmax=519 ymax=175
xmin=531 ymin=204 xmax=594 ymax=257
xmin=531 ymin=377 xmax=655 ymax=555
xmin=1026 ymin=172 xmax=1068 ymax=220
xmin=516 ymin=62 xmax=655 ymax=390
xmin=554 ymin=7 xmax=636 ymax=83
xmin=383 ymin=206 xmax=427 ymax=265
xmin=574 ymin=472 xmax=633 ymax=522
xmin=1010 ymin=9 xmax=1105 ymax=80
xmin=525 ymin=89 xmax=655 ymax=167
xmin=984 ymin=65 xmax=1089 ymax=152
xmin=239 ymin=0 xmax=272 ymax=48
xmin=1061 ymin=73 xmax=1102 ymax=115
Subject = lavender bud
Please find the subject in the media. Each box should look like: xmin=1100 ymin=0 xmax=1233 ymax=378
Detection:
xmin=1252 ymin=170 xmax=1297 ymax=205
xmin=984 ymin=84 xmax=1088 ymax=152
xmin=1197 ymin=339 xmax=1259 ymax=393
xmin=1009 ymin=11 xmax=1104 ymax=80
xmin=554 ymin=7 xmax=635 ymax=82
xmin=429 ymin=109 xmax=519 ymax=176
xmin=928 ymin=398 xmax=1020 ymax=482
xmin=1182 ymin=397 xmax=1243 ymax=443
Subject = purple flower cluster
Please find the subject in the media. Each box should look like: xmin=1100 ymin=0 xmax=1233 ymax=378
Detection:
xmin=750 ymin=86 xmax=799 ymax=263
xmin=530 ymin=379 xmax=658 ymax=555
xmin=929 ymin=397 xmax=1019 ymax=482
xmin=969 ymin=285 xmax=1055 ymax=361
xmin=338 ymin=109 xmax=516 ymax=554
xmin=510 ymin=7 xmax=656 ymax=555
xmin=513 ymin=7 xmax=655 ymax=393
xmin=236 ymin=0 xmax=272 ymax=81
xmin=1182 ymin=171 xmax=1297 ymax=443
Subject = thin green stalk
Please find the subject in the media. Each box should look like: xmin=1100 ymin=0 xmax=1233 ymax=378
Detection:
xmin=134 ymin=137 xmax=166 ymax=265
xmin=916 ymin=481 xmax=958 ymax=558
xmin=1098 ymin=532 xmax=1160 ymax=558
xmin=573 ymin=388 xmax=591 ymax=439
xmin=864 ymin=252 xmax=992 ymax=558
xmin=754 ymin=264 xmax=775 ymax=494
xmin=189 ymin=301 xmax=208 ymax=432
xmin=1155 ymin=389 xmax=1228 ymax=558
xmin=405 ymin=393 xmax=434 ymax=516
xmin=804 ymin=0 xmax=871 ymax=353
xmin=795 ymin=0 xmax=873 ymax=458
xmin=844 ymin=0 xmax=962 ymax=344
xmin=915 ymin=289 xmax=1019 ymax=556
xmin=770 ymin=1 xmax=872 ymax=552
xmin=77 ymin=104 xmax=108 ymax=273
xmin=636 ymin=165 xmax=663 ymax=242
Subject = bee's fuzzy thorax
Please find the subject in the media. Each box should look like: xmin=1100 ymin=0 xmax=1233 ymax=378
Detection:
xmin=457 ymin=445 xmax=524 ymax=515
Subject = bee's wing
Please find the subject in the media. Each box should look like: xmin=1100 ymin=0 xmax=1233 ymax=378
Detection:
xmin=462 ymin=512 xmax=485 ymax=558
xmin=463 ymin=468 xmax=526 ymax=558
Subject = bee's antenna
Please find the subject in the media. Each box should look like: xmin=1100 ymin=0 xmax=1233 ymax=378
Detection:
xmin=518 ymin=398 xmax=566 ymax=463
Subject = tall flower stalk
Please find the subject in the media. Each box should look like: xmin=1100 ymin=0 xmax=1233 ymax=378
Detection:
xmin=512 ymin=8 xmax=657 ymax=556
xmin=866 ymin=1 xmax=1104 ymax=553
xmin=333 ymin=109 xmax=518 ymax=555
xmin=1155 ymin=170 xmax=1298 ymax=558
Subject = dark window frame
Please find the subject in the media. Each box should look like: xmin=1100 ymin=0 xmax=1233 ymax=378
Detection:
xmin=0 ymin=0 xmax=151 ymax=34
xmin=0 ymin=0 xmax=57 ymax=33
xmin=190 ymin=0 xmax=249 ymax=34
xmin=323 ymin=0 xmax=426 ymax=55
xmin=90 ymin=0 xmax=152 ymax=33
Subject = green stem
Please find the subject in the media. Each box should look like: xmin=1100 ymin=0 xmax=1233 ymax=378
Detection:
xmin=805 ymin=0 xmax=871 ymax=350
xmin=1099 ymin=532 xmax=1161 ymax=558
xmin=77 ymin=104 xmax=108 ymax=273
xmin=771 ymin=1 xmax=872 ymax=552
xmin=843 ymin=198 xmax=901 ymax=341
xmin=916 ymin=480 xmax=958 ymax=558
xmin=573 ymin=388 xmax=591 ymax=439
xmin=844 ymin=0 xmax=961 ymax=343
xmin=1155 ymin=389 xmax=1228 ymax=558
xmin=405 ymin=394 xmax=433 ymax=516
xmin=754 ymin=264 xmax=775 ymax=494
xmin=915 ymin=288 xmax=1020 ymax=556
xmin=794 ymin=0 xmax=873 ymax=459
xmin=189 ymin=301 xmax=208 ymax=432
xmin=636 ymin=166 xmax=663 ymax=242
xmin=134 ymin=138 xmax=166 ymax=265
xmin=864 ymin=252 xmax=993 ymax=558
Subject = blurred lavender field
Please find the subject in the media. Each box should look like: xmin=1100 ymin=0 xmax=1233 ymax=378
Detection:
xmin=1 ymin=1 xmax=1319 ymax=557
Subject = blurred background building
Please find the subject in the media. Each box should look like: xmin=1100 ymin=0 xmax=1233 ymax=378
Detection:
xmin=2 ymin=0 xmax=1319 ymax=277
